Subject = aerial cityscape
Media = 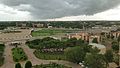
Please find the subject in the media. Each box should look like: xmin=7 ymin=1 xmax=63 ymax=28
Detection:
xmin=0 ymin=21 xmax=119 ymax=68
xmin=0 ymin=0 xmax=120 ymax=68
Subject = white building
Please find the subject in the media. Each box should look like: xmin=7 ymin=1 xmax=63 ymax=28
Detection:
xmin=89 ymin=43 xmax=106 ymax=54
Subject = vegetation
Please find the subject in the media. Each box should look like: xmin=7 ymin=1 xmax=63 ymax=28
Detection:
xmin=112 ymin=41 xmax=119 ymax=53
xmin=84 ymin=53 xmax=108 ymax=68
xmin=104 ymin=50 xmax=113 ymax=62
xmin=27 ymin=37 xmax=105 ymax=64
xmin=113 ymin=54 xmax=119 ymax=65
xmin=33 ymin=63 xmax=71 ymax=68
xmin=12 ymin=47 xmax=27 ymax=62
xmin=27 ymin=37 xmax=114 ymax=68
xmin=31 ymin=28 xmax=81 ymax=37
xmin=27 ymin=37 xmax=88 ymax=60
xmin=34 ymin=50 xmax=65 ymax=60
xmin=0 ymin=44 xmax=5 ymax=66
xmin=65 ymin=46 xmax=86 ymax=63
xmin=92 ymin=38 xmax=98 ymax=43
xmin=1 ymin=21 xmax=120 ymax=30
xmin=15 ymin=63 xmax=22 ymax=68
xmin=25 ymin=61 xmax=32 ymax=68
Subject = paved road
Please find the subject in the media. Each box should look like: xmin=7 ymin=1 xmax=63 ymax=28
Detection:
xmin=1 ymin=41 xmax=81 ymax=68
xmin=1 ymin=43 xmax=14 ymax=68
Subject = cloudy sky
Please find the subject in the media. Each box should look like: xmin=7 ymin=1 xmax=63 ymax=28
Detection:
xmin=0 ymin=0 xmax=120 ymax=21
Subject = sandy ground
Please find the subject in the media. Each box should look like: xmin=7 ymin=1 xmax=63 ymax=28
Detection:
xmin=0 ymin=29 xmax=31 ymax=42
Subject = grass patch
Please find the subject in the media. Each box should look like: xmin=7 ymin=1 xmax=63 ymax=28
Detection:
xmin=12 ymin=47 xmax=27 ymax=62
xmin=31 ymin=28 xmax=79 ymax=37
xmin=34 ymin=50 xmax=66 ymax=60
xmin=32 ymin=29 xmax=65 ymax=37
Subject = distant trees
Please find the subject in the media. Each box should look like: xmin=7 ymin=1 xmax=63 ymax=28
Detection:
xmin=15 ymin=63 xmax=22 ymax=68
xmin=25 ymin=61 xmax=32 ymax=68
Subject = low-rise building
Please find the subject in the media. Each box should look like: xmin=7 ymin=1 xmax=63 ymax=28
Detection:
xmin=66 ymin=32 xmax=101 ymax=43
xmin=66 ymin=32 xmax=89 ymax=41
xmin=89 ymin=43 xmax=106 ymax=54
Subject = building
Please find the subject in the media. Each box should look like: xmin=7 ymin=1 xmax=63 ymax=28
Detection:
xmin=111 ymin=30 xmax=120 ymax=38
xmin=66 ymin=32 xmax=89 ymax=41
xmin=89 ymin=43 xmax=106 ymax=54
xmin=66 ymin=32 xmax=101 ymax=43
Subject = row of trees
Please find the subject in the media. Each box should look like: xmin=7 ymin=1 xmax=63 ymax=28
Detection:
xmin=26 ymin=37 xmax=86 ymax=49
xmin=34 ymin=63 xmax=71 ymax=68
xmin=15 ymin=61 xmax=32 ymax=68
xmin=1 ymin=21 xmax=119 ymax=30
xmin=0 ymin=44 xmax=5 ymax=66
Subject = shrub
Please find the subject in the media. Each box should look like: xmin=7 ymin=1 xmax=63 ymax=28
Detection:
xmin=25 ymin=61 xmax=32 ymax=68
xmin=15 ymin=63 xmax=22 ymax=68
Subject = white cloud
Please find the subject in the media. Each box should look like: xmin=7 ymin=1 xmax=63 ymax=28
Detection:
xmin=0 ymin=4 xmax=32 ymax=21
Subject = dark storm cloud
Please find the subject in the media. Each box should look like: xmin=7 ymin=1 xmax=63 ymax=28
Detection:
xmin=1 ymin=0 xmax=120 ymax=19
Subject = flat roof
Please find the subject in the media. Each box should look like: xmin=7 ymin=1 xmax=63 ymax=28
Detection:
xmin=89 ymin=43 xmax=106 ymax=49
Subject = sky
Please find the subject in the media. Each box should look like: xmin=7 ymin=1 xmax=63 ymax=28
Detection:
xmin=0 ymin=0 xmax=120 ymax=21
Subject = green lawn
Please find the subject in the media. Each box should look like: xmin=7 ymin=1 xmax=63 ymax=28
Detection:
xmin=33 ymin=63 xmax=71 ymax=68
xmin=31 ymin=28 xmax=79 ymax=37
xmin=0 ymin=44 xmax=5 ymax=66
xmin=12 ymin=47 xmax=27 ymax=62
xmin=34 ymin=50 xmax=66 ymax=60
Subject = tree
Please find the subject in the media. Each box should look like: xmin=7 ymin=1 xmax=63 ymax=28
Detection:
xmin=25 ymin=61 xmax=32 ymax=68
xmin=85 ymin=53 xmax=108 ymax=68
xmin=92 ymin=38 xmax=98 ymax=43
xmin=15 ymin=63 xmax=22 ymax=68
xmin=65 ymin=46 xmax=86 ymax=63
xmin=104 ymin=50 xmax=113 ymax=62
xmin=112 ymin=44 xmax=119 ymax=52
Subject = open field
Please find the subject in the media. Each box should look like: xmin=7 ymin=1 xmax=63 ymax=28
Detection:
xmin=0 ymin=29 xmax=31 ymax=42
xmin=12 ymin=47 xmax=27 ymax=62
xmin=31 ymin=28 xmax=82 ymax=37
